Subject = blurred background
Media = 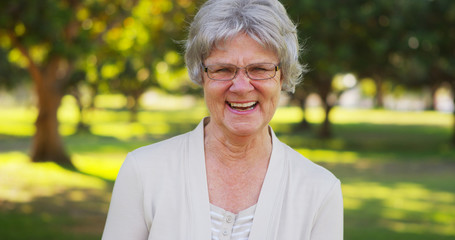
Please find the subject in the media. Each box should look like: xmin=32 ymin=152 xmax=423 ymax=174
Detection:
xmin=0 ymin=0 xmax=454 ymax=239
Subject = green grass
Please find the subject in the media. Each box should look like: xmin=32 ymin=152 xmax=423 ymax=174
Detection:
xmin=0 ymin=96 xmax=454 ymax=239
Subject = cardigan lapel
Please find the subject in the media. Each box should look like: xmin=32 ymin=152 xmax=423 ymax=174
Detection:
xmin=186 ymin=119 xmax=212 ymax=240
xmin=248 ymin=128 xmax=288 ymax=240
xmin=185 ymin=120 xmax=288 ymax=240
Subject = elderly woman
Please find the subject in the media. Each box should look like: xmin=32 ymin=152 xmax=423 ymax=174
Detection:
xmin=102 ymin=0 xmax=343 ymax=239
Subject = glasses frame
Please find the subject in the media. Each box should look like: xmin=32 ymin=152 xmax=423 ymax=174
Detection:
xmin=202 ymin=62 xmax=281 ymax=81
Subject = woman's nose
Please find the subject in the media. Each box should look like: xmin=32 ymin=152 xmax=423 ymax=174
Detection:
xmin=229 ymin=69 xmax=254 ymax=93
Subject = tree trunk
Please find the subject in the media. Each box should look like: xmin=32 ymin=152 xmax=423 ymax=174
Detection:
xmin=71 ymin=86 xmax=90 ymax=133
xmin=317 ymin=79 xmax=334 ymax=138
xmin=298 ymin=95 xmax=311 ymax=130
xmin=429 ymin=82 xmax=439 ymax=111
xmin=292 ymin=88 xmax=311 ymax=130
xmin=319 ymin=103 xmax=332 ymax=138
xmin=299 ymin=111 xmax=311 ymax=130
xmin=9 ymin=32 xmax=73 ymax=166
xmin=30 ymin=57 xmax=72 ymax=166
xmin=451 ymin=81 xmax=455 ymax=145
xmin=452 ymin=102 xmax=455 ymax=145
xmin=374 ymin=76 xmax=384 ymax=108
xmin=128 ymin=95 xmax=139 ymax=123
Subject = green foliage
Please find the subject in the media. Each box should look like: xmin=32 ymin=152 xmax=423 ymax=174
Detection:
xmin=1 ymin=0 xmax=454 ymax=99
xmin=0 ymin=48 xmax=28 ymax=89
xmin=283 ymin=0 xmax=455 ymax=90
xmin=282 ymin=0 xmax=455 ymax=137
xmin=0 ymin=0 xmax=197 ymax=94
xmin=359 ymin=78 xmax=376 ymax=97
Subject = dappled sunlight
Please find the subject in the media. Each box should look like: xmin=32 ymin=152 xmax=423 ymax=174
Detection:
xmin=90 ymin=121 xmax=170 ymax=139
xmin=272 ymin=106 xmax=452 ymax=127
xmin=59 ymin=124 xmax=78 ymax=136
xmin=0 ymin=107 xmax=37 ymax=123
xmin=343 ymin=182 xmax=455 ymax=236
xmin=72 ymin=154 xmax=124 ymax=181
xmin=58 ymin=96 xmax=80 ymax=124
xmin=84 ymin=109 xmax=131 ymax=123
xmin=272 ymin=106 xmax=304 ymax=123
xmin=272 ymin=106 xmax=325 ymax=124
xmin=86 ymin=106 xmax=207 ymax=139
xmin=0 ymin=152 xmax=107 ymax=203
xmin=2 ymin=100 xmax=451 ymax=139
xmin=330 ymin=107 xmax=452 ymax=126
xmin=140 ymin=91 xmax=201 ymax=110
xmin=0 ymin=107 xmax=36 ymax=136
xmin=305 ymin=107 xmax=326 ymax=123
xmin=295 ymin=148 xmax=358 ymax=164
xmin=139 ymin=106 xmax=208 ymax=123
xmin=93 ymin=94 xmax=128 ymax=109
xmin=0 ymin=121 xmax=35 ymax=136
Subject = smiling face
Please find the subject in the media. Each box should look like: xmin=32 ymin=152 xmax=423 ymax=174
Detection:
xmin=202 ymin=33 xmax=282 ymax=138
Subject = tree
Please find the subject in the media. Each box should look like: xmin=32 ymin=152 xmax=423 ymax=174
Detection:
xmin=422 ymin=0 xmax=455 ymax=143
xmin=97 ymin=0 xmax=196 ymax=122
xmin=0 ymin=0 xmax=140 ymax=165
xmin=0 ymin=48 xmax=28 ymax=90
xmin=386 ymin=0 xmax=455 ymax=142
xmin=285 ymin=0 xmax=360 ymax=137
xmin=0 ymin=0 xmax=200 ymax=165
xmin=284 ymin=0 xmax=455 ymax=140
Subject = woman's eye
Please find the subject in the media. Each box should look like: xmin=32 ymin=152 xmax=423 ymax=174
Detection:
xmin=250 ymin=67 xmax=267 ymax=72
xmin=213 ymin=67 xmax=233 ymax=73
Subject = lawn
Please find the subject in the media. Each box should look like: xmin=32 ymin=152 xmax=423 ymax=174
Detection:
xmin=0 ymin=95 xmax=454 ymax=239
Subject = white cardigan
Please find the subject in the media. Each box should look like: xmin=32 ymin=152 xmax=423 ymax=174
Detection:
xmin=102 ymin=119 xmax=343 ymax=240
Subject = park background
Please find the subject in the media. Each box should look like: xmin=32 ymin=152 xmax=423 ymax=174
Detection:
xmin=0 ymin=0 xmax=454 ymax=239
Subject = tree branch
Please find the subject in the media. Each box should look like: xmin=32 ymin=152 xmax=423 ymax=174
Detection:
xmin=7 ymin=30 xmax=43 ymax=87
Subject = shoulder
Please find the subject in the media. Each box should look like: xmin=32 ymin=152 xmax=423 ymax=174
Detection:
xmin=122 ymin=131 xmax=193 ymax=174
xmin=118 ymin=119 xmax=205 ymax=183
xmin=131 ymin=132 xmax=190 ymax=159
xmin=128 ymin=119 xmax=205 ymax=165
xmin=114 ymin=131 xmax=194 ymax=192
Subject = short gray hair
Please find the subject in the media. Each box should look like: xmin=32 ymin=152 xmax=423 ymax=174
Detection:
xmin=184 ymin=0 xmax=306 ymax=93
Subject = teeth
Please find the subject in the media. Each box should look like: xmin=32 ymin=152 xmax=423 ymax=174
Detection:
xmin=229 ymin=102 xmax=257 ymax=108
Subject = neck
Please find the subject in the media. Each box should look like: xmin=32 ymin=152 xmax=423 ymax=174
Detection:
xmin=204 ymin=120 xmax=272 ymax=169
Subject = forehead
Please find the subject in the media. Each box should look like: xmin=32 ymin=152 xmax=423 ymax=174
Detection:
xmin=205 ymin=33 xmax=278 ymax=64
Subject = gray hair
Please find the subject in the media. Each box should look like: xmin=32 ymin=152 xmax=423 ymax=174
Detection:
xmin=184 ymin=0 xmax=306 ymax=93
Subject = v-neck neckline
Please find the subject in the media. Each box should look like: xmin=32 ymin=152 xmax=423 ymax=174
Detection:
xmin=187 ymin=118 xmax=288 ymax=240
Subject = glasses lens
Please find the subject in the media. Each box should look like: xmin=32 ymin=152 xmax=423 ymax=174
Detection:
xmin=207 ymin=64 xmax=236 ymax=80
xmin=246 ymin=63 xmax=276 ymax=80
xmin=204 ymin=63 xmax=278 ymax=80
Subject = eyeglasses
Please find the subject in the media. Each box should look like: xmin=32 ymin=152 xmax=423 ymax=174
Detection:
xmin=202 ymin=63 xmax=280 ymax=81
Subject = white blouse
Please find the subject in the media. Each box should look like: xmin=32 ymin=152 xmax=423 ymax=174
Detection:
xmin=210 ymin=204 xmax=256 ymax=240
